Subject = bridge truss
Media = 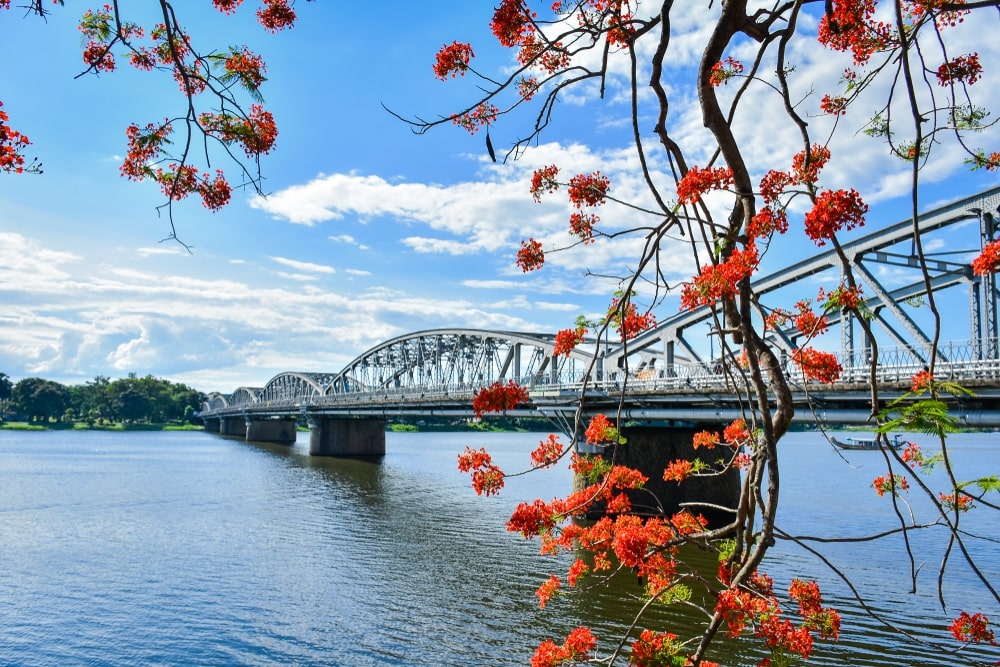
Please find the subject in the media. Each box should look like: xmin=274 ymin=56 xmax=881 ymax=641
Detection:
xmin=601 ymin=186 xmax=1000 ymax=382
xmin=201 ymin=187 xmax=1000 ymax=427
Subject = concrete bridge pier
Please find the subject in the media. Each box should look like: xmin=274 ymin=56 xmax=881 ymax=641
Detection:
xmin=220 ymin=416 xmax=247 ymax=438
xmin=202 ymin=417 xmax=220 ymax=434
xmin=308 ymin=417 xmax=386 ymax=457
xmin=245 ymin=417 xmax=298 ymax=445
xmin=594 ymin=425 xmax=741 ymax=529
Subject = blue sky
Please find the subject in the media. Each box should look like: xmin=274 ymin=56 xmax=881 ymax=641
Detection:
xmin=1 ymin=2 xmax=997 ymax=393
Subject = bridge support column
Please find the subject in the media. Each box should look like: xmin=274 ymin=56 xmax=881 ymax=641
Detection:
xmin=220 ymin=416 xmax=247 ymax=438
xmin=202 ymin=417 xmax=220 ymax=434
xmin=589 ymin=426 xmax=740 ymax=529
xmin=309 ymin=417 xmax=385 ymax=457
xmin=246 ymin=417 xmax=298 ymax=445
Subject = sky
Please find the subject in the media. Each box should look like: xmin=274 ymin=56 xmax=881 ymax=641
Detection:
xmin=1 ymin=1 xmax=998 ymax=394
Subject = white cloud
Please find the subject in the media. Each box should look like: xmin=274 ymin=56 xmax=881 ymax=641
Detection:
xmin=270 ymin=256 xmax=336 ymax=274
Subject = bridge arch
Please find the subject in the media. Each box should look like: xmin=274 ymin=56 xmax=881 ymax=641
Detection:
xmin=228 ymin=387 xmax=263 ymax=409
xmin=203 ymin=392 xmax=230 ymax=412
xmin=327 ymin=328 xmax=594 ymax=395
xmin=259 ymin=372 xmax=329 ymax=405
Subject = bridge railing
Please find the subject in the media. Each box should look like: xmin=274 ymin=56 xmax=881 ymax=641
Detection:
xmin=544 ymin=339 xmax=1000 ymax=396
xmin=206 ymin=339 xmax=1000 ymax=415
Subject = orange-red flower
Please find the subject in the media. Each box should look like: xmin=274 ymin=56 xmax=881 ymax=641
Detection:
xmin=516 ymin=238 xmax=545 ymax=272
xmin=804 ymin=188 xmax=867 ymax=246
xmin=472 ymin=380 xmax=529 ymax=417
xmin=433 ymin=41 xmax=475 ymax=80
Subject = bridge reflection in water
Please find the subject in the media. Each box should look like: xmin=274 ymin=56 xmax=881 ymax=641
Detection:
xmin=198 ymin=188 xmax=1000 ymax=517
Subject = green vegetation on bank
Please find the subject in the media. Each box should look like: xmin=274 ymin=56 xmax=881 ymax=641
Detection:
xmin=0 ymin=371 xmax=204 ymax=428
xmin=0 ymin=420 xmax=204 ymax=431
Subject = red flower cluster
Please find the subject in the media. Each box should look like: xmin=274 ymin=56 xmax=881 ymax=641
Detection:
xmin=791 ymin=347 xmax=842 ymax=383
xmin=197 ymin=169 xmax=233 ymax=211
xmin=604 ymin=5 xmax=635 ymax=47
xmin=759 ymin=168 xmax=794 ymax=203
xmin=949 ymin=611 xmax=997 ymax=645
xmin=693 ymin=430 xmax=721 ymax=450
xmin=630 ymin=629 xmax=718 ymax=667
xmin=0 ymin=102 xmax=34 ymax=174
xmin=120 ymin=121 xmax=172 ymax=180
xmin=517 ymin=76 xmax=540 ymax=100
xmin=530 ymin=434 xmax=565 ymax=468
xmin=530 ymin=164 xmax=560 ymax=202
xmin=663 ymin=459 xmax=694 ymax=483
xmin=936 ymin=53 xmax=982 ymax=86
xmin=901 ymin=441 xmax=924 ymax=468
xmin=817 ymin=0 xmax=894 ymax=66
xmin=567 ymin=171 xmax=611 ymax=207
xmin=451 ymin=102 xmax=499 ymax=135
xmin=820 ymin=282 xmax=863 ymax=311
xmin=153 ymin=163 xmax=232 ymax=211
xmin=78 ymin=5 xmax=130 ymax=73
xmin=679 ymin=243 xmax=759 ymax=311
xmin=568 ymin=212 xmax=598 ymax=243
xmin=820 ymin=93 xmax=848 ymax=115
xmin=709 ymin=56 xmax=744 ymax=86
xmin=201 ymin=104 xmax=278 ymax=157
xmin=472 ymin=379 xmax=529 ymax=417
xmin=910 ymin=369 xmax=934 ymax=393
xmin=518 ymin=36 xmax=571 ymax=73
xmin=433 ymin=41 xmax=475 ymax=80
xmin=791 ymin=143 xmax=832 ymax=185
xmin=972 ymin=239 xmax=1000 ymax=276
xmin=939 ymin=491 xmax=974 ymax=512
xmin=212 ymin=0 xmax=244 ymax=14
xmin=716 ymin=573 xmax=840 ymax=663
xmin=676 ymin=165 xmax=734 ymax=204
xmin=491 ymin=0 xmax=535 ymax=48
xmin=724 ymin=418 xmax=750 ymax=446
xmin=585 ymin=413 xmax=619 ymax=445
xmin=531 ymin=627 xmax=597 ymax=667
xmin=747 ymin=206 xmax=789 ymax=241
xmin=83 ymin=41 xmax=116 ymax=72
xmin=535 ymin=574 xmax=560 ymax=608
xmin=804 ymin=188 xmax=867 ymax=246
xmin=789 ymin=578 xmax=842 ymax=640
xmin=225 ymin=47 xmax=268 ymax=90
xmin=516 ymin=238 xmax=545 ymax=272
xmin=608 ymin=299 xmax=656 ymax=341
xmin=150 ymin=22 xmax=193 ymax=70
xmin=457 ymin=446 xmax=505 ymax=496
xmin=793 ymin=299 xmax=829 ymax=338
xmin=553 ymin=326 xmax=587 ymax=357
xmin=872 ymin=473 xmax=910 ymax=497
xmin=256 ymin=0 xmax=296 ymax=33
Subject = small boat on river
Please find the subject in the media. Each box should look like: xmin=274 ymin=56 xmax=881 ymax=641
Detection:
xmin=831 ymin=433 xmax=904 ymax=450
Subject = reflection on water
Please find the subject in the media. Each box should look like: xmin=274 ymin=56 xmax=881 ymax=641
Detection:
xmin=0 ymin=429 xmax=996 ymax=666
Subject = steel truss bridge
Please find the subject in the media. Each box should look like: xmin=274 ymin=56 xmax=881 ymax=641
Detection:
xmin=200 ymin=187 xmax=1000 ymax=432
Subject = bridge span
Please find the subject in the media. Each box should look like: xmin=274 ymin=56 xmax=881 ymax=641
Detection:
xmin=199 ymin=186 xmax=1000 ymax=453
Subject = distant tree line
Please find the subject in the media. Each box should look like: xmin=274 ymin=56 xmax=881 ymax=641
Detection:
xmin=0 ymin=372 xmax=204 ymax=425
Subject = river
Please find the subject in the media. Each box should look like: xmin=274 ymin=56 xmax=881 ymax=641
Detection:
xmin=0 ymin=429 xmax=997 ymax=666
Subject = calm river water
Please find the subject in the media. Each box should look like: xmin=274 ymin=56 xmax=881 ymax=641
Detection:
xmin=0 ymin=429 xmax=997 ymax=666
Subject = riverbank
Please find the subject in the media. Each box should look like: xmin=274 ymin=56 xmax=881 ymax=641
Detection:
xmin=0 ymin=421 xmax=202 ymax=432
